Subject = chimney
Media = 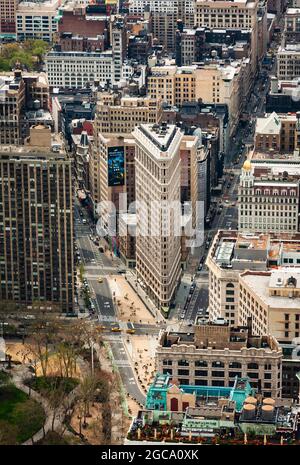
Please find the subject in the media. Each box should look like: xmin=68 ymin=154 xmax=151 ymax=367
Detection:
xmin=247 ymin=317 xmax=252 ymax=338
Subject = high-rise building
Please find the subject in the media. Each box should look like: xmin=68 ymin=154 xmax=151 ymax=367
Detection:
xmin=45 ymin=50 xmax=114 ymax=89
xmin=110 ymin=15 xmax=127 ymax=82
xmin=93 ymin=92 xmax=163 ymax=135
xmin=194 ymin=0 xmax=261 ymax=75
xmin=0 ymin=124 xmax=75 ymax=313
xmin=129 ymin=0 xmax=195 ymax=29
xmin=56 ymin=4 xmax=108 ymax=52
xmin=277 ymin=44 xmax=300 ymax=80
xmin=90 ymin=91 xmax=162 ymax=209
xmin=0 ymin=0 xmax=18 ymax=36
xmin=148 ymin=63 xmax=246 ymax=136
xmin=284 ymin=8 xmax=300 ymax=43
xmin=254 ymin=112 xmax=299 ymax=153
xmin=133 ymin=123 xmax=183 ymax=312
xmin=0 ymin=71 xmax=25 ymax=146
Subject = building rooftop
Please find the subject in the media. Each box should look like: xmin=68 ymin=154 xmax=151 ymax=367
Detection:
xmin=159 ymin=320 xmax=279 ymax=352
xmin=278 ymin=44 xmax=300 ymax=53
xmin=17 ymin=0 xmax=60 ymax=11
xmin=210 ymin=230 xmax=300 ymax=269
xmin=256 ymin=111 xmax=282 ymax=135
xmin=249 ymin=149 xmax=300 ymax=161
xmin=240 ymin=269 xmax=300 ymax=309
xmin=286 ymin=8 xmax=300 ymax=14
xmin=135 ymin=122 xmax=182 ymax=155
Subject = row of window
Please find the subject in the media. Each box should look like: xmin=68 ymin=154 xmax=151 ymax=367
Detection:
xmin=162 ymin=360 xmax=278 ymax=370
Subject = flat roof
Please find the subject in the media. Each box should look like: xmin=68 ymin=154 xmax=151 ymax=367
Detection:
xmin=138 ymin=123 xmax=180 ymax=152
xmin=240 ymin=271 xmax=300 ymax=309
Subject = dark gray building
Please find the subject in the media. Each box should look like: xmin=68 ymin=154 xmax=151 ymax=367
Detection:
xmin=0 ymin=127 xmax=75 ymax=313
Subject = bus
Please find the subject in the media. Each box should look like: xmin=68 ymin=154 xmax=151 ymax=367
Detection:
xmin=126 ymin=322 xmax=135 ymax=334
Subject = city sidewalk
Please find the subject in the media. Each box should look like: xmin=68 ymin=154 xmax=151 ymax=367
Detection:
xmin=169 ymin=273 xmax=193 ymax=320
xmin=106 ymin=275 xmax=156 ymax=325
xmin=125 ymin=272 xmax=166 ymax=324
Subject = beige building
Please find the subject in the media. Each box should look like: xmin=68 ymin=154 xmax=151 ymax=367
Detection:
xmin=284 ymin=8 xmax=300 ymax=43
xmin=133 ymin=123 xmax=183 ymax=313
xmin=277 ymin=44 xmax=300 ymax=80
xmin=239 ymin=269 xmax=300 ymax=344
xmin=238 ymin=154 xmax=300 ymax=233
xmin=16 ymin=0 xmax=61 ymax=42
xmin=0 ymin=70 xmax=50 ymax=146
xmin=0 ymin=70 xmax=25 ymax=145
xmin=194 ymin=0 xmax=260 ymax=74
xmin=94 ymin=92 xmax=162 ymax=135
xmin=148 ymin=63 xmax=246 ymax=135
xmin=206 ymin=230 xmax=300 ymax=325
xmin=157 ymin=320 xmax=282 ymax=398
xmin=90 ymin=91 xmax=162 ymax=211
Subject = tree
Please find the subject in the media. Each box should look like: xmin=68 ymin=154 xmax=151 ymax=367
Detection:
xmin=44 ymin=381 xmax=67 ymax=432
xmin=78 ymin=375 xmax=98 ymax=426
xmin=26 ymin=316 xmax=59 ymax=378
xmin=102 ymin=402 xmax=112 ymax=444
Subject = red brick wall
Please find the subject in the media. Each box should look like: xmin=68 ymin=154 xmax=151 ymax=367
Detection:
xmin=58 ymin=10 xmax=107 ymax=37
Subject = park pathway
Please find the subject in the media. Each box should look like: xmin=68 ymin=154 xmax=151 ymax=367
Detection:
xmin=10 ymin=365 xmax=80 ymax=445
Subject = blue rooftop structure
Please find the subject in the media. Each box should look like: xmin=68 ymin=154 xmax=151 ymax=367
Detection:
xmin=146 ymin=373 xmax=255 ymax=413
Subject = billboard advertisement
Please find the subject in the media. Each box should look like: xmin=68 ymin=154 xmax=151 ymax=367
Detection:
xmin=108 ymin=146 xmax=125 ymax=187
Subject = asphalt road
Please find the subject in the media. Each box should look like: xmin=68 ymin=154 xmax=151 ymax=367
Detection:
xmin=75 ymin=202 xmax=147 ymax=405
xmin=109 ymin=337 xmax=146 ymax=404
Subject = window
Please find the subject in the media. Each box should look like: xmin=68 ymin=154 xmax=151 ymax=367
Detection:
xmin=212 ymin=371 xmax=225 ymax=377
xmin=229 ymin=362 xmax=242 ymax=369
xmin=212 ymin=361 xmax=224 ymax=368
xmin=195 ymin=370 xmax=207 ymax=377
xmin=178 ymin=360 xmax=189 ymax=366
xmin=163 ymin=368 xmax=172 ymax=375
xmin=178 ymin=369 xmax=189 ymax=376
xmin=247 ymin=363 xmax=259 ymax=370
xmin=195 ymin=360 xmax=208 ymax=367
xmin=212 ymin=380 xmax=224 ymax=387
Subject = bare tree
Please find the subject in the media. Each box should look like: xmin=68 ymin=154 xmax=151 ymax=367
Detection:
xmin=78 ymin=375 xmax=98 ymax=426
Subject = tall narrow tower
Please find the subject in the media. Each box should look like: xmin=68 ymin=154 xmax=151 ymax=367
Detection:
xmin=133 ymin=123 xmax=183 ymax=313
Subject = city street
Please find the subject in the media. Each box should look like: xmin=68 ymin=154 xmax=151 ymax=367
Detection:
xmin=108 ymin=337 xmax=146 ymax=405
xmin=72 ymin=46 xmax=276 ymax=400
xmin=75 ymin=201 xmax=153 ymax=404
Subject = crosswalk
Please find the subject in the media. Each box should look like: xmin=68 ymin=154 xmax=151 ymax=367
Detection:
xmin=113 ymin=359 xmax=131 ymax=367
xmin=97 ymin=315 xmax=116 ymax=322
